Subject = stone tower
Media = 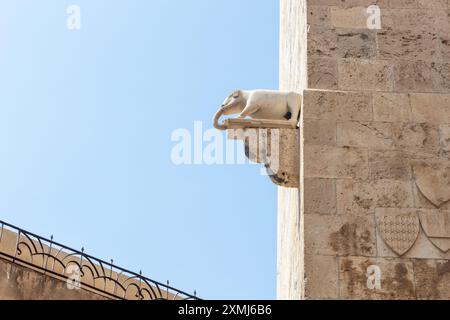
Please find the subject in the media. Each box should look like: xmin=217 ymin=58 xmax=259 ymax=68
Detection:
xmin=278 ymin=0 xmax=450 ymax=300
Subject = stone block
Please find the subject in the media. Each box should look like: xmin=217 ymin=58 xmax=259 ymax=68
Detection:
xmin=304 ymin=214 xmax=376 ymax=257
xmin=417 ymin=0 xmax=448 ymax=10
xmin=304 ymin=145 xmax=369 ymax=179
xmin=414 ymin=259 xmax=450 ymax=300
xmin=377 ymin=29 xmax=439 ymax=61
xmin=337 ymin=121 xmax=440 ymax=153
xmin=389 ymin=0 xmax=418 ymax=8
xmin=369 ymin=150 xmax=413 ymax=181
xmin=336 ymin=179 xmax=414 ymax=214
xmin=339 ymin=59 xmax=394 ymax=91
xmin=330 ymin=7 xmax=370 ymax=29
xmin=303 ymin=90 xmax=372 ymax=121
xmin=392 ymin=123 xmax=440 ymax=154
xmin=339 ymin=257 xmax=416 ymax=299
xmin=303 ymin=119 xmax=337 ymax=146
xmin=308 ymin=58 xmax=339 ymax=89
xmin=336 ymin=91 xmax=373 ymax=121
xmin=338 ymin=121 xmax=394 ymax=149
xmin=440 ymin=124 xmax=450 ymax=152
xmin=308 ymin=27 xmax=377 ymax=59
xmin=305 ymin=255 xmax=338 ymax=299
xmin=411 ymin=93 xmax=450 ymax=123
xmin=382 ymin=9 xmax=438 ymax=33
xmin=373 ymin=92 xmax=411 ymax=122
xmin=303 ymin=90 xmax=339 ymax=120
xmin=308 ymin=5 xmax=330 ymax=26
xmin=394 ymin=61 xmax=441 ymax=93
xmin=304 ymin=178 xmax=336 ymax=214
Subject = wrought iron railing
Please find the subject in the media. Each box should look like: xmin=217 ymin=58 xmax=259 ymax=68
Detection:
xmin=0 ymin=220 xmax=199 ymax=300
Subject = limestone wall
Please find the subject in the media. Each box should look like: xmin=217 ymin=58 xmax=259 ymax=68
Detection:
xmin=280 ymin=0 xmax=450 ymax=299
xmin=307 ymin=0 xmax=450 ymax=92
xmin=277 ymin=0 xmax=307 ymax=300
xmin=0 ymin=257 xmax=107 ymax=300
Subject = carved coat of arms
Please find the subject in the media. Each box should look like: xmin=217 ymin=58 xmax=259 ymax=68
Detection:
xmin=377 ymin=164 xmax=450 ymax=256
xmin=376 ymin=210 xmax=420 ymax=256
xmin=413 ymin=163 xmax=450 ymax=208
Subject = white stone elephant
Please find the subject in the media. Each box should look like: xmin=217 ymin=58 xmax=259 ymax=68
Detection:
xmin=213 ymin=89 xmax=302 ymax=130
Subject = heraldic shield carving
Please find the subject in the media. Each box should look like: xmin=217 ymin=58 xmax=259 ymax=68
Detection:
xmin=376 ymin=210 xmax=420 ymax=256
xmin=413 ymin=163 xmax=450 ymax=208
xmin=419 ymin=211 xmax=450 ymax=253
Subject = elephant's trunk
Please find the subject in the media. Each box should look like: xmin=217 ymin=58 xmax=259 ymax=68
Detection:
xmin=213 ymin=108 xmax=227 ymax=130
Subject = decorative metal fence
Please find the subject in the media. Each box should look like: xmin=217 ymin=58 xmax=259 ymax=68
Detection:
xmin=0 ymin=220 xmax=199 ymax=300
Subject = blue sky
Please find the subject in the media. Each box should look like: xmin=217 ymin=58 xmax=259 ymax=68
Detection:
xmin=0 ymin=0 xmax=280 ymax=299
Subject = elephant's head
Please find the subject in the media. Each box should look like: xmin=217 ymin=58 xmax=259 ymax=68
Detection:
xmin=213 ymin=90 xmax=245 ymax=130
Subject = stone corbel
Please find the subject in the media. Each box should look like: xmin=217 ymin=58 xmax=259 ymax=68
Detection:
xmin=213 ymin=90 xmax=301 ymax=188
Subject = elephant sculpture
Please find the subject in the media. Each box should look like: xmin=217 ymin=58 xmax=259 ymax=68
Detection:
xmin=213 ymin=89 xmax=302 ymax=130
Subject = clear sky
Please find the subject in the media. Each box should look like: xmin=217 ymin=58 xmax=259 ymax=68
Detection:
xmin=0 ymin=0 xmax=280 ymax=299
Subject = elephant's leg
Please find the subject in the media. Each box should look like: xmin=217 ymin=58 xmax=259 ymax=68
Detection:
xmin=239 ymin=102 xmax=260 ymax=119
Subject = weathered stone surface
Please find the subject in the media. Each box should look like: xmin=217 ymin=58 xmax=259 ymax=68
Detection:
xmin=414 ymin=259 xmax=450 ymax=300
xmin=336 ymin=91 xmax=373 ymax=121
xmin=303 ymin=119 xmax=336 ymax=146
xmin=417 ymin=0 xmax=448 ymax=10
xmin=303 ymin=90 xmax=339 ymax=120
xmin=373 ymin=93 xmax=411 ymax=122
xmin=336 ymin=179 xmax=414 ymax=214
xmin=440 ymin=124 xmax=450 ymax=152
xmin=308 ymin=58 xmax=338 ymax=89
xmin=307 ymin=5 xmax=330 ymax=26
xmin=330 ymin=7 xmax=370 ymax=29
xmin=394 ymin=61 xmax=440 ymax=93
xmin=304 ymin=255 xmax=338 ymax=299
xmin=395 ymin=60 xmax=450 ymax=93
xmin=309 ymin=27 xmax=377 ymax=59
xmin=338 ymin=122 xmax=394 ymax=149
xmin=377 ymin=29 xmax=439 ymax=60
xmin=441 ymin=36 xmax=450 ymax=61
xmin=303 ymin=90 xmax=372 ymax=121
xmin=436 ymin=63 xmax=450 ymax=92
xmin=305 ymin=214 xmax=376 ymax=256
xmin=0 ymin=258 xmax=107 ymax=300
xmin=339 ymin=257 xmax=416 ymax=300
xmin=304 ymin=145 xmax=369 ymax=179
xmin=392 ymin=123 xmax=440 ymax=153
xmin=390 ymin=0 xmax=418 ymax=8
xmin=338 ymin=121 xmax=440 ymax=153
xmin=304 ymin=178 xmax=336 ymax=214
xmin=382 ymin=9 xmax=439 ymax=33
xmin=413 ymin=162 xmax=450 ymax=208
xmin=339 ymin=59 xmax=394 ymax=91
xmin=411 ymin=93 xmax=450 ymax=123
xmin=369 ymin=150 xmax=413 ymax=181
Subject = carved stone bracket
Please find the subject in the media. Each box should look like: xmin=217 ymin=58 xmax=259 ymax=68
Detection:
xmin=227 ymin=124 xmax=299 ymax=188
